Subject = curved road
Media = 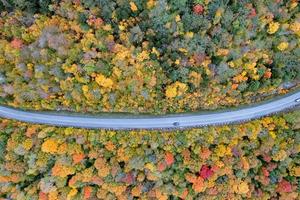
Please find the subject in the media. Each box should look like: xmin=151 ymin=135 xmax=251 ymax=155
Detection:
xmin=0 ymin=91 xmax=299 ymax=130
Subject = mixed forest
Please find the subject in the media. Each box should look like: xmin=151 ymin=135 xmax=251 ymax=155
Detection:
xmin=0 ymin=111 xmax=299 ymax=199
xmin=0 ymin=0 xmax=299 ymax=113
xmin=0 ymin=1 xmax=299 ymax=199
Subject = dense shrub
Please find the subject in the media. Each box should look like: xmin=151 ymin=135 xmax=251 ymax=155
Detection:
xmin=0 ymin=0 xmax=299 ymax=113
xmin=0 ymin=111 xmax=299 ymax=199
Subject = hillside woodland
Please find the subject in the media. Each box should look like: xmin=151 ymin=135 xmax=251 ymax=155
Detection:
xmin=0 ymin=111 xmax=299 ymax=199
xmin=0 ymin=0 xmax=299 ymax=113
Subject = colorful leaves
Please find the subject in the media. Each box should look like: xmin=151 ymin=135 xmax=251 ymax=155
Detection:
xmin=263 ymin=70 xmax=272 ymax=79
xmin=292 ymin=167 xmax=300 ymax=177
xmin=39 ymin=192 xmax=47 ymax=200
xmin=95 ymin=74 xmax=114 ymax=89
xmin=130 ymin=2 xmax=138 ymax=12
xmin=277 ymin=42 xmax=289 ymax=51
xmin=156 ymin=151 xmax=175 ymax=172
xmin=233 ymin=72 xmax=248 ymax=83
xmin=267 ymin=22 xmax=280 ymax=34
xmin=233 ymin=181 xmax=249 ymax=194
xmin=157 ymin=161 xmax=167 ymax=172
xmin=216 ymin=48 xmax=229 ymax=57
xmin=185 ymin=173 xmax=205 ymax=193
xmin=179 ymin=189 xmax=188 ymax=199
xmin=261 ymin=167 xmax=269 ymax=177
xmin=165 ymin=86 xmax=177 ymax=98
xmin=0 ymin=0 xmax=300 ymax=197
xmin=0 ymin=0 xmax=298 ymax=115
xmin=214 ymin=8 xmax=224 ymax=24
xmin=10 ymin=38 xmax=23 ymax=49
xmin=22 ymin=139 xmax=33 ymax=151
xmin=52 ymin=163 xmax=75 ymax=178
xmin=248 ymin=8 xmax=257 ymax=18
xmin=200 ymin=147 xmax=211 ymax=160
xmin=215 ymin=144 xmax=231 ymax=157
xmin=72 ymin=153 xmax=85 ymax=164
xmin=67 ymin=188 xmax=78 ymax=200
xmin=105 ymin=141 xmax=115 ymax=151
xmin=41 ymin=139 xmax=58 ymax=154
xmin=193 ymin=4 xmax=204 ymax=15
xmin=0 ymin=112 xmax=300 ymax=199
xmin=289 ymin=22 xmax=300 ymax=36
xmin=231 ymin=83 xmax=239 ymax=90
xmin=185 ymin=172 xmax=206 ymax=193
xmin=277 ymin=179 xmax=293 ymax=193
xmin=94 ymin=157 xmax=110 ymax=177
xmin=272 ymin=150 xmax=287 ymax=161
xmin=165 ymin=82 xmax=188 ymax=98
xmin=165 ymin=152 xmax=175 ymax=166
xmin=131 ymin=185 xmax=142 ymax=197
xmin=25 ymin=126 xmax=38 ymax=137
xmin=199 ymin=165 xmax=214 ymax=180
xmin=87 ymin=16 xmax=103 ymax=29
xmin=83 ymin=186 xmax=93 ymax=199
xmin=241 ymin=157 xmax=250 ymax=171
xmin=121 ymin=172 xmax=135 ymax=184
xmin=193 ymin=177 xmax=205 ymax=193
xmin=145 ymin=162 xmax=155 ymax=172
xmin=137 ymin=50 xmax=150 ymax=62
xmin=147 ymin=0 xmax=156 ymax=9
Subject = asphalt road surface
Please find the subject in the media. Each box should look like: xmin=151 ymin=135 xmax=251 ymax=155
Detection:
xmin=0 ymin=91 xmax=299 ymax=130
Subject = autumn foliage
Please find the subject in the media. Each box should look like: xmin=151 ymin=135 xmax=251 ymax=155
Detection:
xmin=0 ymin=1 xmax=299 ymax=199
xmin=0 ymin=0 xmax=299 ymax=114
xmin=0 ymin=111 xmax=299 ymax=199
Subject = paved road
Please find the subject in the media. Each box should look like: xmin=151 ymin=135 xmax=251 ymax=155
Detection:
xmin=0 ymin=91 xmax=299 ymax=130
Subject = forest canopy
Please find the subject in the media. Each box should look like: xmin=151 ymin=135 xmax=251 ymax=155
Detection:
xmin=0 ymin=111 xmax=299 ymax=199
xmin=0 ymin=0 xmax=299 ymax=113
